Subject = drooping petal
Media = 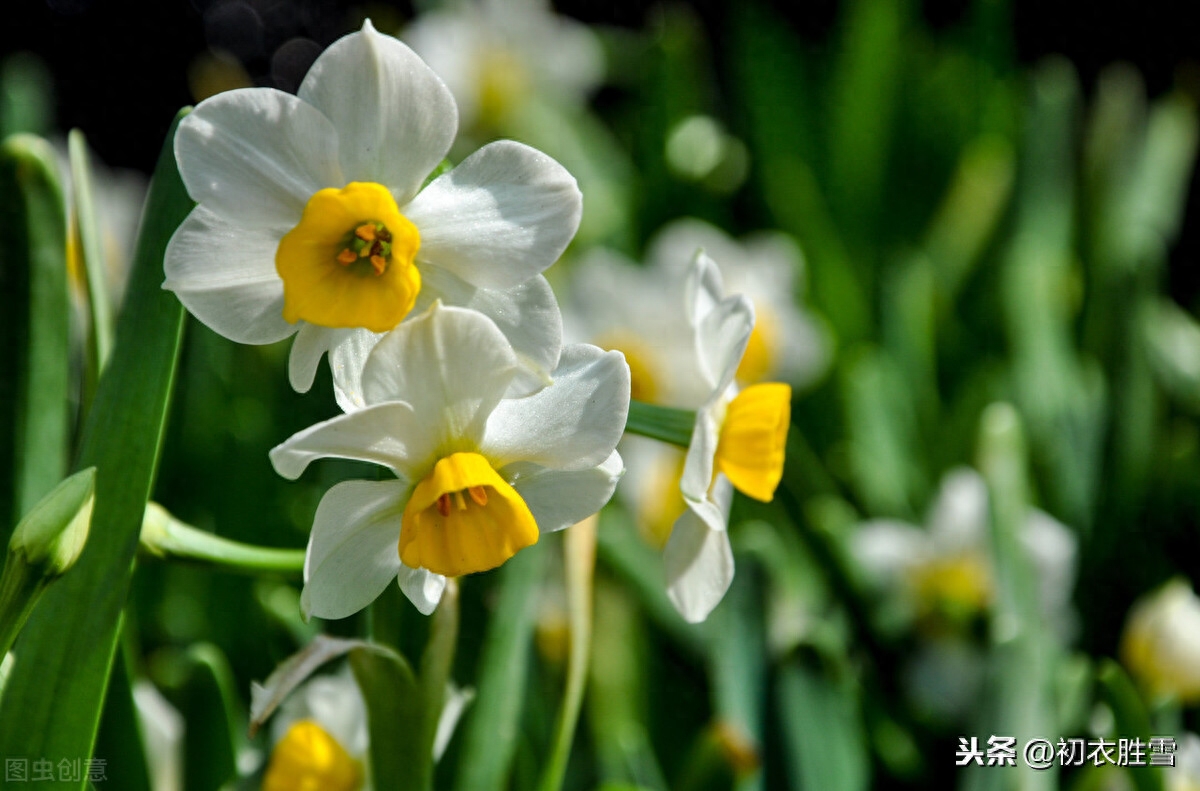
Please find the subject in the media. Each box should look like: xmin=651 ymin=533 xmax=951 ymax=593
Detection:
xmin=361 ymin=303 xmax=518 ymax=450
xmin=505 ymin=450 xmax=624 ymax=533
xmin=417 ymin=265 xmax=562 ymax=397
xmin=329 ymin=327 xmax=386 ymax=412
xmin=289 ymin=323 xmax=335 ymax=394
xmin=270 ymin=401 xmax=434 ymax=481
xmin=482 ymin=344 xmax=629 ymax=472
xmin=163 ymin=206 xmax=295 ymax=344
xmin=300 ymin=479 xmax=409 ymax=620
xmin=396 ymin=564 xmax=447 ymax=616
xmin=404 ymin=140 xmax=582 ymax=290
xmin=664 ymin=478 xmax=734 ymax=623
xmin=694 ymin=289 xmax=755 ymax=397
xmin=175 ymin=88 xmax=341 ymax=230
xmin=298 ymin=20 xmax=458 ymax=204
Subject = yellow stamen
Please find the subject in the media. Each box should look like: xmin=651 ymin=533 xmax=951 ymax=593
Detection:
xmin=401 ymin=452 xmax=539 ymax=577
xmin=908 ymin=554 xmax=992 ymax=620
xmin=276 ymin=182 xmax=421 ymax=332
xmin=715 ymin=383 xmax=791 ymax=502
xmin=595 ymin=332 xmax=659 ymax=403
xmin=262 ymin=719 xmax=362 ymax=791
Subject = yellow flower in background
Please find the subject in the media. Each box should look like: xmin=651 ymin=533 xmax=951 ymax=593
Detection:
xmin=1121 ymin=578 xmax=1200 ymax=704
xmin=164 ymin=20 xmax=579 ymax=407
xmin=262 ymin=670 xmax=368 ymax=791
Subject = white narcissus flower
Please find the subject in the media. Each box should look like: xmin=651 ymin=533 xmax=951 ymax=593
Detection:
xmin=666 ymin=252 xmax=792 ymax=623
xmin=1121 ymin=578 xmax=1200 ymax=704
xmin=164 ymin=19 xmax=579 ymax=406
xmin=647 ymin=218 xmax=829 ymax=388
xmin=851 ymin=468 xmax=1077 ymax=635
xmin=264 ymin=669 xmax=370 ymax=791
xmin=404 ymin=0 xmax=603 ymax=133
xmin=270 ymin=303 xmax=628 ymax=618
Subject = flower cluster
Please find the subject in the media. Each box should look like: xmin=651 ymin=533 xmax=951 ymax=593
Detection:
xmin=164 ymin=20 xmax=629 ymax=620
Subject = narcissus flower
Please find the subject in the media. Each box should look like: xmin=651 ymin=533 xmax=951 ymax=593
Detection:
xmin=164 ymin=20 xmax=578 ymax=403
xmin=263 ymin=670 xmax=370 ymax=791
xmin=1121 ymin=579 xmax=1200 ymax=704
xmin=666 ymin=253 xmax=793 ymax=622
xmin=270 ymin=303 xmax=628 ymax=618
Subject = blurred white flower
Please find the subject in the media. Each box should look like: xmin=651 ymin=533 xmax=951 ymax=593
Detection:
xmin=852 ymin=467 xmax=1077 ymax=634
xmin=132 ymin=680 xmax=184 ymax=791
xmin=1121 ymin=578 xmax=1200 ymax=705
xmin=647 ymin=218 xmax=829 ymax=388
xmin=270 ymin=303 xmax=627 ymax=618
xmin=404 ymin=0 xmax=603 ymax=132
xmin=1171 ymin=733 xmax=1200 ymax=791
xmin=263 ymin=669 xmax=369 ymax=791
xmin=164 ymin=19 xmax=578 ymax=404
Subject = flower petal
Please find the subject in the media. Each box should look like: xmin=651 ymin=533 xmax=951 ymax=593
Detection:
xmin=396 ymin=564 xmax=447 ymax=616
xmin=175 ymin=88 xmax=341 ymax=229
xmin=298 ymin=20 xmax=457 ymax=204
xmin=418 ymin=265 xmax=562 ymax=397
xmin=163 ymin=206 xmax=295 ymax=344
xmin=329 ymin=328 xmax=386 ymax=412
xmin=505 ymin=450 xmax=624 ymax=533
xmin=361 ymin=303 xmax=518 ymax=450
xmin=301 ymin=479 xmax=408 ymax=620
xmin=679 ymin=403 xmax=721 ymax=503
xmin=695 ymin=289 xmax=754 ymax=397
xmin=289 ymin=323 xmax=333 ymax=393
xmin=270 ymin=401 xmax=434 ymax=481
xmin=404 ymin=140 xmax=582 ymax=290
xmin=482 ymin=344 xmax=629 ymax=471
xmin=927 ymin=467 xmax=989 ymax=550
xmin=664 ymin=478 xmax=734 ymax=623
xmin=849 ymin=519 xmax=930 ymax=585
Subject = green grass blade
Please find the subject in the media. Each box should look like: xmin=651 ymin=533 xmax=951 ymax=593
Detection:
xmin=349 ymin=644 xmax=424 ymax=791
xmin=0 ymin=110 xmax=193 ymax=775
xmin=453 ymin=543 xmax=545 ymax=791
xmin=68 ymin=129 xmax=115 ymax=399
xmin=777 ymin=662 xmax=870 ymax=791
xmin=0 ymin=134 xmax=69 ymax=546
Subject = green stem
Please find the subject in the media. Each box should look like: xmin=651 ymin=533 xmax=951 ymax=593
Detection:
xmin=418 ymin=578 xmax=459 ymax=789
xmin=0 ymin=554 xmax=42 ymax=659
xmin=624 ymin=400 xmax=695 ymax=448
xmin=139 ymin=504 xmax=304 ymax=577
xmin=537 ymin=521 xmax=597 ymax=791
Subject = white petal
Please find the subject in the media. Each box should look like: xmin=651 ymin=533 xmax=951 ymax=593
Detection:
xmin=289 ymin=323 xmax=333 ymax=393
xmin=928 ymin=467 xmax=990 ymax=550
xmin=1021 ymin=509 xmax=1078 ymax=622
xmin=270 ymin=401 xmax=433 ymax=481
xmin=664 ymin=478 xmax=734 ymax=623
xmin=695 ymin=290 xmax=754 ymax=396
xmin=329 ymin=328 xmax=386 ymax=412
xmin=679 ymin=404 xmax=720 ymax=504
xmin=403 ymin=12 xmax=480 ymax=128
xmin=482 ymin=344 xmax=629 ymax=471
xmin=649 ymin=218 xmax=745 ymax=278
xmin=684 ymin=250 xmax=727 ymax=328
xmin=506 ymin=450 xmax=624 ymax=533
xmin=849 ymin=519 xmax=930 ymax=585
xmin=404 ymin=140 xmax=582 ymax=290
xmin=163 ymin=207 xmax=295 ymax=344
xmin=361 ymin=303 xmax=518 ymax=449
xmin=396 ymin=565 xmax=447 ymax=616
xmin=175 ymin=87 xmax=341 ymax=229
xmin=298 ymin=20 xmax=457 ymax=204
xmin=293 ymin=670 xmax=369 ymax=759
xmin=418 ymin=265 xmax=562 ymax=397
xmin=301 ymin=479 xmax=408 ymax=620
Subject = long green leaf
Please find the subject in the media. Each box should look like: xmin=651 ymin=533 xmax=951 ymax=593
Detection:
xmin=777 ymin=663 xmax=869 ymax=791
xmin=453 ymin=543 xmax=545 ymax=791
xmin=0 ymin=134 xmax=69 ymax=546
xmin=349 ymin=645 xmax=424 ymax=791
xmin=0 ymin=110 xmax=193 ymax=778
xmin=68 ymin=129 xmax=114 ymax=407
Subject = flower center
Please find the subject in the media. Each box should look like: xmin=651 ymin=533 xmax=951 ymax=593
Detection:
xmin=400 ymin=452 xmax=539 ymax=577
xmin=908 ymin=553 xmax=992 ymax=621
xmin=262 ymin=719 xmax=362 ymax=791
xmin=276 ymin=182 xmax=421 ymax=332
xmin=714 ymin=382 xmax=791 ymax=502
xmin=477 ymin=46 xmax=529 ymax=125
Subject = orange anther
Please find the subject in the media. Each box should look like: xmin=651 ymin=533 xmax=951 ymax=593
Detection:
xmin=468 ymin=486 xmax=488 ymax=507
xmin=355 ymin=224 xmax=377 ymax=242
xmin=337 ymin=248 xmax=357 ymax=265
xmin=370 ymin=255 xmax=387 ymax=275
xmin=436 ymin=493 xmax=451 ymax=517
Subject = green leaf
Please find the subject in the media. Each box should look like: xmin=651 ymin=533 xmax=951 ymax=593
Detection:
xmin=453 ymin=543 xmax=545 ymax=791
xmin=179 ymin=644 xmax=244 ymax=791
xmin=0 ymin=133 xmax=69 ymax=546
xmin=349 ymin=645 xmax=424 ymax=791
xmin=1096 ymin=660 xmax=1165 ymax=791
xmin=537 ymin=520 xmax=598 ymax=791
xmin=777 ymin=663 xmax=869 ymax=791
xmin=68 ymin=129 xmax=115 ymax=406
xmin=0 ymin=110 xmax=193 ymax=776
xmin=624 ymin=400 xmax=695 ymax=449
xmin=415 ymin=579 xmax=460 ymax=789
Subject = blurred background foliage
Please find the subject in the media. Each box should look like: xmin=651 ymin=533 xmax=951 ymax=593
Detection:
xmin=5 ymin=0 xmax=1200 ymax=789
